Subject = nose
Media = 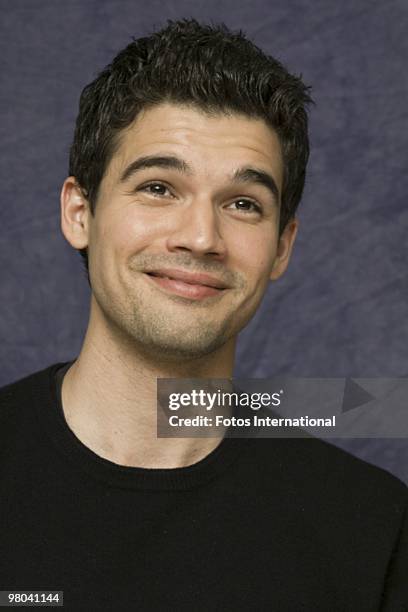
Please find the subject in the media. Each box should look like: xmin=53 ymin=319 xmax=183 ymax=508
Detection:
xmin=166 ymin=197 xmax=226 ymax=258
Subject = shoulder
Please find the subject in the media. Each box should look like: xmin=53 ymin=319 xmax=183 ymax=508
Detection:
xmin=233 ymin=436 xmax=407 ymax=575
xmin=0 ymin=363 xmax=57 ymax=398
xmin=0 ymin=363 xmax=64 ymax=422
xmin=241 ymin=435 xmax=407 ymax=509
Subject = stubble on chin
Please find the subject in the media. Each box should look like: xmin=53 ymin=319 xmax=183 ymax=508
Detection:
xmin=123 ymin=302 xmax=233 ymax=361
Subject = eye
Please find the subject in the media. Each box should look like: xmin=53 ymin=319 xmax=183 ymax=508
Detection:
xmin=229 ymin=198 xmax=262 ymax=214
xmin=139 ymin=182 xmax=173 ymax=197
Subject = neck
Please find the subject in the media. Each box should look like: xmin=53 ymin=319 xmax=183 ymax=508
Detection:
xmin=61 ymin=299 xmax=236 ymax=469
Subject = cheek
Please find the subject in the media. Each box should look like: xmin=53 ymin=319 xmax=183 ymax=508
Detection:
xmin=97 ymin=207 xmax=164 ymax=263
xmin=230 ymin=227 xmax=278 ymax=279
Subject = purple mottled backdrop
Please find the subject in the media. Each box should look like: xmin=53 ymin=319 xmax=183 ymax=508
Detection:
xmin=1 ymin=0 xmax=407 ymax=481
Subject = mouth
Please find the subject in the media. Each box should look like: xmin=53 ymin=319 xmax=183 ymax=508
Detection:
xmin=143 ymin=269 xmax=229 ymax=300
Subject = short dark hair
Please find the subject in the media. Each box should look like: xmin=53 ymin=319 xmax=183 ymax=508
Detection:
xmin=68 ymin=18 xmax=313 ymax=279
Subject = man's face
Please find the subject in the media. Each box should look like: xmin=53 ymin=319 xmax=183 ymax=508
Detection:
xmin=64 ymin=102 xmax=297 ymax=360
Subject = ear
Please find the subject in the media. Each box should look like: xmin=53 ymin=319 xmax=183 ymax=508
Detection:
xmin=269 ymin=217 xmax=298 ymax=281
xmin=60 ymin=177 xmax=90 ymax=250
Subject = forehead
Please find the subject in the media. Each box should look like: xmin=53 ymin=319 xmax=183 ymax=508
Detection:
xmin=106 ymin=102 xmax=284 ymax=189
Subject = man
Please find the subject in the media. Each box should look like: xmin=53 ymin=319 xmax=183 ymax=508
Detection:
xmin=0 ymin=19 xmax=406 ymax=611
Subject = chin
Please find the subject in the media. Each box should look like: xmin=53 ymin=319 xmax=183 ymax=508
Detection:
xmin=110 ymin=304 xmax=236 ymax=360
xmin=133 ymin=332 xmax=229 ymax=362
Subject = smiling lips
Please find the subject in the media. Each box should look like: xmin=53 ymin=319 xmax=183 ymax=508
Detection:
xmin=144 ymin=268 xmax=229 ymax=300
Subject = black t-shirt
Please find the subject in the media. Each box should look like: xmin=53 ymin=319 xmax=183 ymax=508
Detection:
xmin=0 ymin=362 xmax=407 ymax=611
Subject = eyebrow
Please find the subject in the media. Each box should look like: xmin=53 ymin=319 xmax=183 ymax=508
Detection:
xmin=120 ymin=154 xmax=280 ymax=204
xmin=120 ymin=155 xmax=191 ymax=182
xmin=232 ymin=167 xmax=280 ymax=204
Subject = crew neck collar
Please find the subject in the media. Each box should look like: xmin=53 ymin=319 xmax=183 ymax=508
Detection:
xmin=34 ymin=361 xmax=250 ymax=491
